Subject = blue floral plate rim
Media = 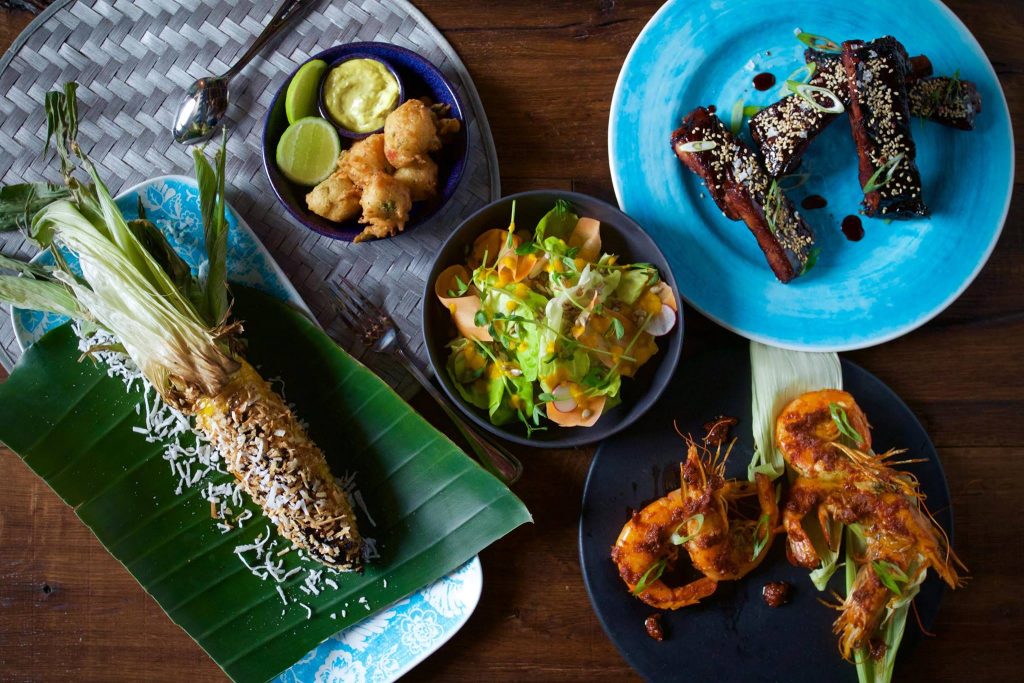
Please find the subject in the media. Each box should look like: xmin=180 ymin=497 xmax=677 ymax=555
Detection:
xmin=9 ymin=174 xmax=484 ymax=681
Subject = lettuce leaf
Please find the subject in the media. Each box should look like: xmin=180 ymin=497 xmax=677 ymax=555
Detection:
xmin=614 ymin=269 xmax=651 ymax=304
xmin=487 ymin=370 xmax=534 ymax=426
xmin=534 ymin=200 xmax=578 ymax=242
xmin=445 ymin=340 xmax=488 ymax=410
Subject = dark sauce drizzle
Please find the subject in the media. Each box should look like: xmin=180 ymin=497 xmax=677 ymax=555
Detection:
xmin=842 ymin=215 xmax=864 ymax=241
xmin=801 ymin=195 xmax=828 ymax=210
xmin=753 ymin=72 xmax=776 ymax=91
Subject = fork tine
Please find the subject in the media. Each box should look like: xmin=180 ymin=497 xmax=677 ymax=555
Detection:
xmin=332 ymin=280 xmax=369 ymax=320
xmin=327 ymin=281 xmax=360 ymax=327
xmin=337 ymin=276 xmax=385 ymax=318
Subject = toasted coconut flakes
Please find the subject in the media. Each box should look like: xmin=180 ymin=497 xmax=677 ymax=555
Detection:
xmin=72 ymin=325 xmax=378 ymax=619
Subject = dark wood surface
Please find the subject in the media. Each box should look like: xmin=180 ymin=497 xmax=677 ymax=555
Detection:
xmin=1 ymin=1 xmax=1021 ymax=681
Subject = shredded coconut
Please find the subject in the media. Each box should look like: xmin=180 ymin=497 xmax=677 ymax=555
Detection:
xmin=73 ymin=325 xmax=378 ymax=621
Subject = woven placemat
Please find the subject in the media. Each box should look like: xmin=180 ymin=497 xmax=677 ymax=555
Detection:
xmin=0 ymin=0 xmax=500 ymax=392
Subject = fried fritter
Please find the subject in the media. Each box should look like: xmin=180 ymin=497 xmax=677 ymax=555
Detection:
xmin=338 ymin=133 xmax=392 ymax=187
xmin=384 ymin=99 xmax=441 ymax=168
xmin=393 ymin=157 xmax=439 ymax=202
xmin=437 ymin=116 xmax=461 ymax=139
xmin=355 ymin=172 xmax=412 ymax=243
xmin=305 ymin=173 xmax=361 ymax=223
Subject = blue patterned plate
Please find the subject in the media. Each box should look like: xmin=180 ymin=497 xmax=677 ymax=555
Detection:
xmin=9 ymin=175 xmax=484 ymax=680
xmin=609 ymin=0 xmax=1013 ymax=350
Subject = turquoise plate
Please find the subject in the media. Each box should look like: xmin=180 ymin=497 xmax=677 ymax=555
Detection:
xmin=9 ymin=175 xmax=483 ymax=681
xmin=609 ymin=0 xmax=1013 ymax=350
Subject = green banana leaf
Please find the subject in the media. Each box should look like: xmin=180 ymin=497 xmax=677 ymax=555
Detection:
xmin=0 ymin=286 xmax=531 ymax=682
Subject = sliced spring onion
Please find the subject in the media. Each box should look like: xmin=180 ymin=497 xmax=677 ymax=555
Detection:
xmin=829 ymin=401 xmax=865 ymax=445
xmin=799 ymin=247 xmax=821 ymax=277
xmin=751 ymin=512 xmax=771 ymax=560
xmin=764 ymin=180 xmax=783 ymax=235
xmin=670 ymin=513 xmax=705 ymax=545
xmin=872 ymin=560 xmax=909 ymax=595
xmin=742 ymin=104 xmax=764 ymax=117
xmin=677 ymin=140 xmax=717 ymax=152
xmin=780 ymin=62 xmax=817 ymax=95
xmin=730 ymin=99 xmax=745 ymax=135
xmin=796 ymin=31 xmax=841 ymax=53
xmin=631 ymin=557 xmax=668 ymax=595
xmin=786 ymin=81 xmax=845 ymax=114
xmin=863 ymin=153 xmax=906 ymax=193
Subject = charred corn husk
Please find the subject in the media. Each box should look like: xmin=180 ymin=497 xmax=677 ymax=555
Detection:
xmin=196 ymin=360 xmax=363 ymax=571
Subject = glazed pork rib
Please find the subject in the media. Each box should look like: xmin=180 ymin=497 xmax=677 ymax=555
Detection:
xmin=908 ymin=76 xmax=982 ymax=130
xmin=748 ymin=55 xmax=846 ymax=177
xmin=750 ymin=49 xmax=932 ymax=177
xmin=672 ymin=106 xmax=815 ymax=283
xmin=843 ymin=36 xmax=927 ymax=218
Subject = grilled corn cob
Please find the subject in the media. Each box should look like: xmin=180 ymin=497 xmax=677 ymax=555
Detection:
xmin=0 ymin=83 xmax=364 ymax=573
xmin=196 ymin=361 xmax=363 ymax=570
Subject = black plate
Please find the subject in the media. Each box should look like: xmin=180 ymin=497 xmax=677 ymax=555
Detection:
xmin=579 ymin=345 xmax=952 ymax=682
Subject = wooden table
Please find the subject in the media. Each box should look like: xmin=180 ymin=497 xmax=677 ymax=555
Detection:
xmin=1 ymin=1 xmax=1021 ymax=680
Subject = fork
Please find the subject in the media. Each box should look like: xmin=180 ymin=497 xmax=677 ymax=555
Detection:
xmin=328 ymin=278 xmax=524 ymax=485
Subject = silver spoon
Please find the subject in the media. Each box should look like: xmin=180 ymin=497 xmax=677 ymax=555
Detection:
xmin=172 ymin=0 xmax=314 ymax=145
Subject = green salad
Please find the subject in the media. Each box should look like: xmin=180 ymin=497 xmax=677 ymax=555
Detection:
xmin=434 ymin=200 xmax=677 ymax=435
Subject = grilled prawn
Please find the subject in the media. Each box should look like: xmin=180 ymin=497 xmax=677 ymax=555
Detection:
xmin=612 ymin=440 xmax=780 ymax=609
xmin=775 ymin=390 xmax=964 ymax=658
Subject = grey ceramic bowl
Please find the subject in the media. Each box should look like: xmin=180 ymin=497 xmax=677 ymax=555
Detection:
xmin=422 ymin=191 xmax=685 ymax=449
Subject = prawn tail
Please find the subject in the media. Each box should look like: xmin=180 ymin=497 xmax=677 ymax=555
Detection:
xmin=833 ymin=563 xmax=890 ymax=660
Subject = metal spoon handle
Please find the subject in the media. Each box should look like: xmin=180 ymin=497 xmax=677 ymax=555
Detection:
xmin=222 ymin=0 xmax=314 ymax=82
xmin=395 ymin=348 xmax=524 ymax=485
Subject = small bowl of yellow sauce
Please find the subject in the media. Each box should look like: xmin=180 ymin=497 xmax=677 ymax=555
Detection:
xmin=318 ymin=55 xmax=403 ymax=138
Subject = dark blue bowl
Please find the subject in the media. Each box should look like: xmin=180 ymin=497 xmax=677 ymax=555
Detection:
xmin=262 ymin=42 xmax=469 ymax=242
xmin=421 ymin=191 xmax=685 ymax=449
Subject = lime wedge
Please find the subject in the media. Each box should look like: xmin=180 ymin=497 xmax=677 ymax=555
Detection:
xmin=285 ymin=59 xmax=327 ymax=124
xmin=275 ymin=117 xmax=341 ymax=186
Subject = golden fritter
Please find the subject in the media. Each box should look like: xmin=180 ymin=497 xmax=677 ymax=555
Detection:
xmin=393 ymin=157 xmax=438 ymax=202
xmin=355 ymin=172 xmax=412 ymax=243
xmin=305 ymin=173 xmax=361 ymax=223
xmin=338 ymin=133 xmax=392 ymax=187
xmin=384 ymin=99 xmax=441 ymax=168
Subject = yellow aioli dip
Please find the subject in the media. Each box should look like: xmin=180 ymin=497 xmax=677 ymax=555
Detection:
xmin=322 ymin=58 xmax=400 ymax=133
